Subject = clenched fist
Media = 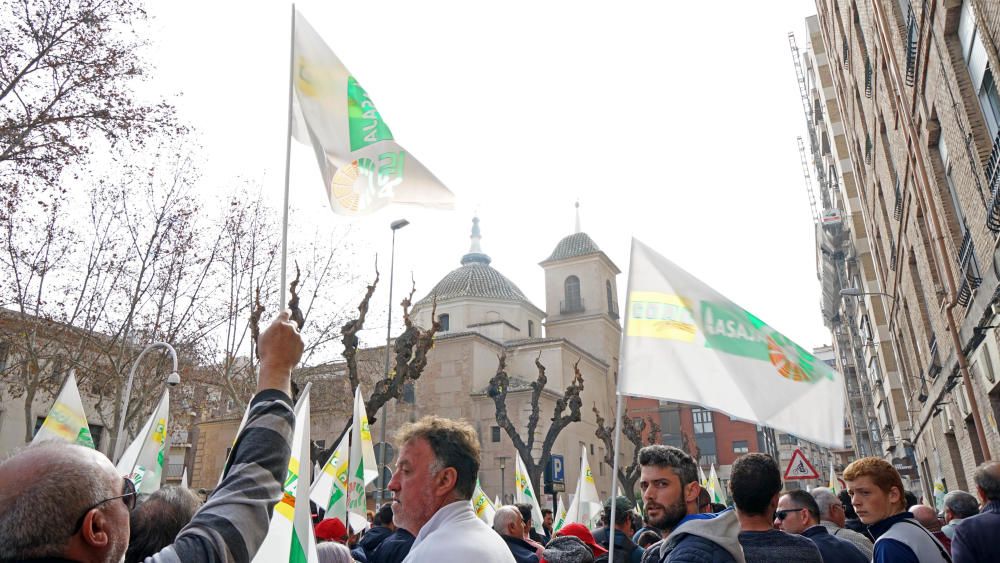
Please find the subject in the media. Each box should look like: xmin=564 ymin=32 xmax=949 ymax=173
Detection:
xmin=257 ymin=310 xmax=304 ymax=396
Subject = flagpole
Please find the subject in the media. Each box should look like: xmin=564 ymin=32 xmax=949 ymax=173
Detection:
xmin=279 ymin=3 xmax=296 ymax=311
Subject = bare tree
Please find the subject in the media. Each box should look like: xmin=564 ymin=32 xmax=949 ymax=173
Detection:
xmin=594 ymin=406 xmax=660 ymax=502
xmin=0 ymin=0 xmax=179 ymax=217
xmin=487 ymin=351 xmax=585 ymax=495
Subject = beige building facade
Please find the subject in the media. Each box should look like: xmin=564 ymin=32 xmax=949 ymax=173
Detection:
xmin=805 ymin=0 xmax=1000 ymax=501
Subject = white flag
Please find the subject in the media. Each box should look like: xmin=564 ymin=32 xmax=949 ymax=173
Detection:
xmin=828 ymin=460 xmax=842 ymax=495
xmin=698 ymin=465 xmax=709 ymax=489
xmin=253 ymin=385 xmax=319 ymax=563
xmin=708 ymin=464 xmax=726 ymax=505
xmin=472 ymin=479 xmax=497 ymax=525
xmin=348 ymin=387 xmax=378 ymax=519
xmin=116 ymin=391 xmax=170 ymax=495
xmin=32 ymin=370 xmax=95 ymax=448
xmin=566 ymin=445 xmax=601 ymax=525
xmin=291 ymin=10 xmax=455 ymax=216
xmin=619 ymin=238 xmax=845 ymax=446
xmin=310 ymin=435 xmax=349 ymax=523
xmin=180 ymin=467 xmax=188 ymax=489
xmin=514 ymin=453 xmax=545 ymax=533
xmin=553 ymin=494 xmax=569 ymax=533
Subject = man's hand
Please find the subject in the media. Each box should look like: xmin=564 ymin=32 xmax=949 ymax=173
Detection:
xmin=257 ymin=310 xmax=304 ymax=396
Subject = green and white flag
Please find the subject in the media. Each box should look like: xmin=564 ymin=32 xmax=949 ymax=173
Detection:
xmin=32 ymin=370 xmax=95 ymax=448
xmin=514 ymin=453 xmax=544 ymax=533
xmin=291 ymin=10 xmax=455 ymax=216
xmin=116 ymin=390 xmax=170 ymax=495
xmin=472 ymin=479 xmax=497 ymax=525
xmin=310 ymin=435 xmax=349 ymax=522
xmin=553 ymin=494 xmax=569 ymax=533
xmin=828 ymin=460 xmax=842 ymax=495
xmin=707 ymin=464 xmax=726 ymax=505
xmin=566 ymin=444 xmax=601 ymax=525
xmin=348 ymin=387 xmax=377 ymax=518
xmin=253 ymin=384 xmax=319 ymax=563
xmin=620 ymin=238 xmax=845 ymax=447
xmin=698 ymin=465 xmax=709 ymax=490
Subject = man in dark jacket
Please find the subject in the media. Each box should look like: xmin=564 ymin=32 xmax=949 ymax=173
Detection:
xmin=595 ymin=496 xmax=644 ymax=563
xmin=952 ymin=461 xmax=1000 ymax=563
xmin=775 ymin=490 xmax=867 ymax=563
xmin=495 ymin=506 xmax=540 ymax=563
xmin=359 ymin=504 xmax=395 ymax=558
xmin=369 ymin=527 xmax=415 ymax=563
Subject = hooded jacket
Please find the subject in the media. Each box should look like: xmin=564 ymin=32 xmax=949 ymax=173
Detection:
xmin=655 ymin=510 xmax=745 ymax=563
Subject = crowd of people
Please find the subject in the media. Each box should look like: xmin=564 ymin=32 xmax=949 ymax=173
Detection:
xmin=1 ymin=310 xmax=999 ymax=563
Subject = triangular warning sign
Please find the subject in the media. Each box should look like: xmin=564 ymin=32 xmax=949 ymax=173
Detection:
xmin=784 ymin=448 xmax=820 ymax=480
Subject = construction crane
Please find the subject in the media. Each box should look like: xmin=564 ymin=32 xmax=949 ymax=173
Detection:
xmin=798 ymin=136 xmax=821 ymax=223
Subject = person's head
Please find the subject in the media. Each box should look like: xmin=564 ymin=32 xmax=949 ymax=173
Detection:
xmin=697 ymin=488 xmax=712 ymax=513
xmin=838 ymin=490 xmax=859 ymax=519
xmin=543 ymin=535 xmax=595 ymax=563
xmin=904 ymin=490 xmax=919 ymax=509
xmin=373 ymin=503 xmax=395 ymax=530
xmin=0 ymin=442 xmax=135 ymax=563
xmin=541 ymin=508 xmax=553 ymax=528
xmin=774 ymin=490 xmax=820 ymax=534
xmin=387 ymin=416 xmax=480 ymax=534
xmin=314 ymin=517 xmax=349 ymax=543
xmin=843 ymin=457 xmax=906 ymax=524
xmin=973 ymin=460 xmax=1000 ymax=504
xmin=909 ymin=504 xmax=941 ymax=531
xmin=942 ymin=490 xmax=979 ymax=522
xmin=729 ymin=453 xmax=781 ymax=517
xmin=493 ymin=505 xmax=526 ymax=538
xmin=316 ymin=541 xmax=354 ymax=563
xmin=710 ymin=502 xmax=726 ymax=513
xmin=637 ymin=445 xmax=700 ymax=532
xmin=125 ymin=486 xmax=201 ymax=563
xmin=555 ymin=523 xmax=608 ymax=557
xmin=602 ymin=496 xmax=635 ymax=533
xmin=810 ymin=487 xmax=846 ymax=527
xmin=636 ymin=529 xmax=662 ymax=548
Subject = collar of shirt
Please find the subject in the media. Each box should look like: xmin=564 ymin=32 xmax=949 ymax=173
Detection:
xmin=802 ymin=525 xmax=830 ymax=539
xmin=866 ymin=511 xmax=913 ymax=539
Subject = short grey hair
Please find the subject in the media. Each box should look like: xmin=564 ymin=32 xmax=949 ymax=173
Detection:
xmin=638 ymin=445 xmax=697 ymax=487
xmin=493 ymin=505 xmax=522 ymax=535
xmin=810 ymin=487 xmax=840 ymax=520
xmin=316 ymin=541 xmax=354 ymax=563
xmin=944 ymin=490 xmax=980 ymax=518
xmin=125 ymin=486 xmax=202 ymax=563
xmin=974 ymin=461 xmax=1000 ymax=502
xmin=0 ymin=442 xmax=117 ymax=560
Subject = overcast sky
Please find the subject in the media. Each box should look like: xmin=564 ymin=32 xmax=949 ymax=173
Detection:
xmin=142 ymin=1 xmax=828 ymax=351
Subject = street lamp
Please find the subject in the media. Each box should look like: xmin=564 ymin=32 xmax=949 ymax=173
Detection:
xmin=498 ymin=457 xmax=508 ymax=504
xmin=114 ymin=342 xmax=180 ymax=462
xmin=377 ymin=218 xmax=409 ymax=505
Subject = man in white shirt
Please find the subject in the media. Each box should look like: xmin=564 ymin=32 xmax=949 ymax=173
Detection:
xmin=388 ymin=416 xmax=514 ymax=563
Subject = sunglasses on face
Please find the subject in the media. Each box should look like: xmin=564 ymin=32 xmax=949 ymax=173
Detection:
xmin=774 ymin=508 xmax=806 ymax=521
xmin=73 ymin=477 xmax=138 ymax=533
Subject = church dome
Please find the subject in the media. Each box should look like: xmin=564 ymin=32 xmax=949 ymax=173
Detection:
xmin=414 ymin=217 xmax=540 ymax=311
xmin=542 ymin=232 xmax=602 ymax=263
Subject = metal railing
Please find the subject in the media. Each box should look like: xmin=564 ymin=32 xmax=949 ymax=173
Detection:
xmin=905 ymin=5 xmax=919 ymax=86
xmin=865 ymin=56 xmax=873 ymax=98
xmin=985 ymin=131 xmax=1000 ymax=232
xmin=956 ymin=230 xmax=982 ymax=306
xmin=893 ymin=178 xmax=903 ymax=220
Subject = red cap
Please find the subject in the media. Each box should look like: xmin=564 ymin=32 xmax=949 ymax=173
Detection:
xmin=556 ymin=523 xmax=608 ymax=556
xmin=314 ymin=517 xmax=348 ymax=542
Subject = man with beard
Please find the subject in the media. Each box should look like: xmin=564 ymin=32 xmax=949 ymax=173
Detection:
xmin=637 ymin=445 xmax=744 ymax=563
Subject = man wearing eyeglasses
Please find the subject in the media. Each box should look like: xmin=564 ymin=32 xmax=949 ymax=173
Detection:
xmin=808 ymin=487 xmax=873 ymax=559
xmin=0 ymin=311 xmax=302 ymax=563
xmin=774 ymin=490 xmax=867 ymax=563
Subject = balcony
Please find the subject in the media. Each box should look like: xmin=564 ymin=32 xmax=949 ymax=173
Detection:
xmin=560 ymin=298 xmax=585 ymax=315
xmin=985 ymin=131 xmax=1000 ymax=232
xmin=956 ymin=230 xmax=983 ymax=307
xmin=893 ymin=178 xmax=903 ymax=220
xmin=865 ymin=55 xmax=873 ymax=98
xmin=905 ymin=5 xmax=919 ymax=86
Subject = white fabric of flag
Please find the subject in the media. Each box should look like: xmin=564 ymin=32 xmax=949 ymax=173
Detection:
xmin=32 ymin=370 xmax=95 ymax=448
xmin=553 ymin=495 xmax=569 ymax=533
xmin=828 ymin=461 xmax=842 ymax=494
xmin=291 ymin=10 xmax=455 ymax=216
xmin=566 ymin=445 xmax=601 ymax=525
xmin=708 ymin=464 xmax=726 ymax=505
xmin=472 ymin=479 xmax=497 ymax=525
xmin=348 ymin=387 xmax=377 ymax=518
xmin=116 ymin=391 xmax=169 ymax=495
xmin=310 ymin=435 xmax=349 ymax=522
xmin=514 ymin=453 xmax=545 ymax=533
xmin=698 ymin=465 xmax=709 ymax=489
xmin=619 ymin=238 xmax=845 ymax=447
xmin=180 ymin=467 xmax=188 ymax=489
xmin=253 ymin=385 xmax=319 ymax=563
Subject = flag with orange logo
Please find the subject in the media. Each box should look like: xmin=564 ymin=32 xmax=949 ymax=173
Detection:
xmin=619 ymin=238 xmax=845 ymax=447
xmin=291 ymin=10 xmax=455 ymax=216
xmin=116 ymin=390 xmax=170 ymax=494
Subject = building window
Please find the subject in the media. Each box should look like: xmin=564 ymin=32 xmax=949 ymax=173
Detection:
xmin=692 ymin=408 xmax=714 ymax=434
xmin=732 ymin=440 xmax=749 ymax=454
xmin=528 ymin=320 xmax=534 ymax=337
xmin=699 ymin=454 xmax=718 ymax=467
xmin=402 ymin=382 xmax=415 ymax=404
xmin=438 ymin=314 xmax=450 ymax=332
xmin=590 ymin=443 xmax=595 ymax=456
xmin=491 ymin=426 xmax=501 ymax=443
xmin=606 ymin=281 xmax=617 ymax=317
xmin=0 ymin=341 xmax=9 ymax=372
xmin=779 ymin=433 xmax=798 ymax=446
xmin=958 ymin=1 xmax=1000 ymax=138
xmin=563 ymin=276 xmax=582 ymax=313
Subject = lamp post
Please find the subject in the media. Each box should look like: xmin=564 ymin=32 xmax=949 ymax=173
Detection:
xmin=376 ymin=218 xmax=409 ymax=505
xmin=113 ymin=342 xmax=180 ymax=462
xmin=498 ymin=457 xmax=508 ymax=504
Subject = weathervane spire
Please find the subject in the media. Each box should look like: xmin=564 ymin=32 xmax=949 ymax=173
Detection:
xmin=574 ymin=200 xmax=581 ymax=233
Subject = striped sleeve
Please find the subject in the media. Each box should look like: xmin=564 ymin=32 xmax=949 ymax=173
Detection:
xmin=148 ymin=389 xmax=294 ymax=563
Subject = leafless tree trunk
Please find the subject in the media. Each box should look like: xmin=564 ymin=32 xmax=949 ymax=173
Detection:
xmin=594 ymin=406 xmax=660 ymax=502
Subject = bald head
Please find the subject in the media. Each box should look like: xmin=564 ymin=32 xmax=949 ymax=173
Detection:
xmin=909 ymin=505 xmax=941 ymax=532
xmin=0 ymin=442 xmax=123 ymax=561
xmin=493 ymin=506 xmax=525 ymax=537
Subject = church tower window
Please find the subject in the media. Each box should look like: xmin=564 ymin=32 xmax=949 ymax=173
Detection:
xmin=438 ymin=314 xmax=450 ymax=332
xmin=528 ymin=320 xmax=534 ymax=337
xmin=563 ymin=276 xmax=582 ymax=313
xmin=606 ymin=280 xmax=618 ymax=318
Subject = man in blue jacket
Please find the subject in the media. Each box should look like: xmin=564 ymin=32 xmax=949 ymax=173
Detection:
xmin=951 ymin=460 xmax=1000 ymax=563
xmin=775 ymin=490 xmax=867 ymax=563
